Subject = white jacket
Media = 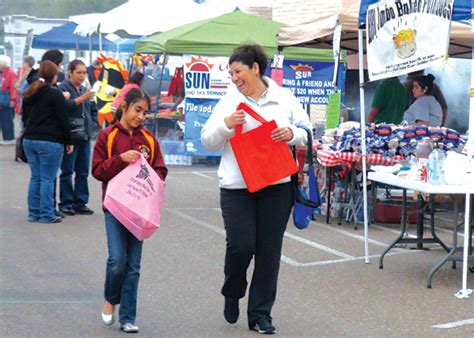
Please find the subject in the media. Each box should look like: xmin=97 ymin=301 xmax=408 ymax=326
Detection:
xmin=201 ymin=77 xmax=312 ymax=189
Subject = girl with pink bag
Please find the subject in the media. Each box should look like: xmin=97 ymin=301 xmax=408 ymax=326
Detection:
xmin=92 ymin=88 xmax=167 ymax=333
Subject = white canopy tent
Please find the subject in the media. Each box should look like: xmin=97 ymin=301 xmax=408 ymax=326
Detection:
xmin=72 ymin=0 xmax=235 ymax=37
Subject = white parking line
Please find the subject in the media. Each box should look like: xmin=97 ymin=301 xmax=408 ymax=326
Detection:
xmin=168 ymin=209 xmax=225 ymax=236
xmin=192 ymin=172 xmax=216 ymax=180
xmin=168 ymin=209 xmax=300 ymax=266
xmin=284 ymin=232 xmax=354 ymax=259
xmin=167 ymin=208 xmax=423 ymax=267
xmin=317 ymin=222 xmax=396 ymax=248
xmin=171 ymin=170 xmax=217 ymax=174
xmin=432 ymin=318 xmax=474 ymax=329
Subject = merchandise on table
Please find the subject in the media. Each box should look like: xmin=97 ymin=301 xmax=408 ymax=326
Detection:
xmin=318 ymin=121 xmax=466 ymax=158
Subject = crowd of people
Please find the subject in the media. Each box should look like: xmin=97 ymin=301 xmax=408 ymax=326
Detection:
xmin=0 ymin=42 xmax=455 ymax=335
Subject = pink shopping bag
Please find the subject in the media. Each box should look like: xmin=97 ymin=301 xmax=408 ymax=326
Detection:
xmin=104 ymin=155 xmax=165 ymax=240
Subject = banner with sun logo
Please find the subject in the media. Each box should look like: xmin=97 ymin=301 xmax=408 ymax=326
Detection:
xmin=366 ymin=0 xmax=453 ymax=81
xmin=265 ymin=60 xmax=346 ymax=105
xmin=182 ymin=55 xmax=229 ymax=157
xmin=183 ymin=55 xmax=231 ymax=99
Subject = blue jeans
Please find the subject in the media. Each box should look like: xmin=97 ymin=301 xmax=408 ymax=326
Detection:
xmin=59 ymin=141 xmax=91 ymax=210
xmin=104 ymin=212 xmax=143 ymax=324
xmin=0 ymin=107 xmax=15 ymax=141
xmin=23 ymin=139 xmax=64 ymax=222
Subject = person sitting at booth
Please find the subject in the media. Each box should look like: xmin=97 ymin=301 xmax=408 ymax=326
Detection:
xmin=404 ymin=70 xmax=448 ymax=126
xmin=403 ymin=74 xmax=442 ymax=126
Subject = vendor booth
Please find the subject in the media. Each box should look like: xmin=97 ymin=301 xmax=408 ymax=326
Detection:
xmin=278 ymin=0 xmax=473 ymax=297
xmin=135 ymin=11 xmax=347 ymax=164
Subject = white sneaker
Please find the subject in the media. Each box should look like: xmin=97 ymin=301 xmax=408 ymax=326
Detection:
xmin=101 ymin=311 xmax=114 ymax=326
xmin=121 ymin=323 xmax=139 ymax=333
xmin=0 ymin=140 xmax=15 ymax=145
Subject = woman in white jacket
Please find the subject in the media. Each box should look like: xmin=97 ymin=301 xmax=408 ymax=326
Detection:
xmin=201 ymin=44 xmax=312 ymax=335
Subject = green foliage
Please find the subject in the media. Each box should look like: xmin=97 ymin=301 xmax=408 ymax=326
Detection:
xmin=0 ymin=0 xmax=127 ymax=18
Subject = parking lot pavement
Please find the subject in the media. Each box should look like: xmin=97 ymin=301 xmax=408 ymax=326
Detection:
xmin=1 ymin=145 xmax=473 ymax=337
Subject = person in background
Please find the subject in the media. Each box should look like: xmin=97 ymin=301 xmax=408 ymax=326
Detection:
xmin=87 ymin=59 xmax=100 ymax=88
xmin=0 ymin=55 xmax=19 ymax=145
xmin=92 ymin=88 xmax=167 ymax=333
xmin=111 ymin=71 xmax=144 ymax=115
xmin=201 ymin=44 xmax=312 ymax=335
xmin=27 ymin=49 xmax=65 ymax=85
xmin=367 ymin=76 xmax=409 ymax=124
xmin=404 ymin=70 xmax=448 ymax=126
xmin=18 ymin=56 xmax=35 ymax=95
xmin=21 ymin=60 xmax=73 ymax=223
xmin=403 ymin=74 xmax=442 ymax=126
xmin=58 ymin=59 xmax=97 ymax=216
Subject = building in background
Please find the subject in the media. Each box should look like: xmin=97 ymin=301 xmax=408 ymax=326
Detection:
xmin=1 ymin=15 xmax=67 ymax=71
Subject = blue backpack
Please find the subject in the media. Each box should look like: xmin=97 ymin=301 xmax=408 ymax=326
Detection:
xmin=292 ymin=127 xmax=321 ymax=229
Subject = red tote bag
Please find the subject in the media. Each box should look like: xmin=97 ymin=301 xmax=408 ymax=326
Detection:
xmin=229 ymin=103 xmax=298 ymax=193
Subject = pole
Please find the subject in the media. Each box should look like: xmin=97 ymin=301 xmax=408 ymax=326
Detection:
xmin=455 ymin=31 xmax=474 ymax=299
xmin=98 ymin=24 xmax=102 ymax=52
xmin=89 ymin=35 xmax=92 ymax=66
xmin=153 ymin=53 xmax=167 ymax=137
xmin=358 ymin=29 xmax=370 ymax=263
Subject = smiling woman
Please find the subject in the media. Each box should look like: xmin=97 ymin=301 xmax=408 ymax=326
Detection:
xmin=201 ymin=44 xmax=312 ymax=335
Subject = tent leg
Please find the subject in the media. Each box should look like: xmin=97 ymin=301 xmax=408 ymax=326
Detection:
xmin=358 ymin=29 xmax=370 ymax=264
xmin=455 ymin=30 xmax=474 ymax=299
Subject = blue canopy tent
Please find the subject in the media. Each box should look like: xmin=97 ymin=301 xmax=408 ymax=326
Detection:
xmin=359 ymin=0 xmax=472 ymax=23
xmin=32 ymin=22 xmax=117 ymax=51
xmin=113 ymin=37 xmax=139 ymax=53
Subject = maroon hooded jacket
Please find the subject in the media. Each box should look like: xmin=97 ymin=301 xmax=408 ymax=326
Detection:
xmin=92 ymin=122 xmax=168 ymax=203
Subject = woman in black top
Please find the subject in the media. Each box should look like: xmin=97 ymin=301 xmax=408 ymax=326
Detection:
xmin=58 ymin=59 xmax=97 ymax=216
xmin=22 ymin=61 xmax=73 ymax=223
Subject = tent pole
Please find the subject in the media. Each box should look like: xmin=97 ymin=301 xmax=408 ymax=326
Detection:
xmin=75 ymin=35 xmax=79 ymax=59
xmin=98 ymin=24 xmax=102 ymax=52
xmin=153 ymin=53 xmax=167 ymax=137
xmin=455 ymin=37 xmax=474 ymax=299
xmin=358 ymin=28 xmax=370 ymax=263
xmin=89 ymin=35 xmax=92 ymax=66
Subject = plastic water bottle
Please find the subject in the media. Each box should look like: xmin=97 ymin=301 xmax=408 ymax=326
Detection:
xmin=415 ymin=138 xmax=433 ymax=160
xmin=415 ymin=139 xmax=433 ymax=182
xmin=427 ymin=148 xmax=446 ymax=184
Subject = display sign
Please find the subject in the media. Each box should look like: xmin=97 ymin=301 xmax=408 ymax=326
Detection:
xmin=266 ymin=60 xmax=345 ymax=105
xmin=366 ymin=0 xmax=453 ymax=81
xmin=184 ymin=97 xmax=222 ymax=156
xmin=183 ymin=55 xmax=231 ymax=99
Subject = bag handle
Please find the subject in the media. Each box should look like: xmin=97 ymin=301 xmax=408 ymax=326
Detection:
xmin=300 ymin=125 xmax=313 ymax=165
xmin=235 ymin=103 xmax=268 ymax=135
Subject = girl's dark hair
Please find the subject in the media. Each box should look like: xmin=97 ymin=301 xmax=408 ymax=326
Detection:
xmin=229 ymin=44 xmax=268 ymax=77
xmin=68 ymin=59 xmax=86 ymax=74
xmin=22 ymin=60 xmax=58 ymax=98
xmin=414 ymin=74 xmax=435 ymax=95
xmin=115 ymin=88 xmax=150 ymax=121
xmin=129 ymin=71 xmax=144 ymax=86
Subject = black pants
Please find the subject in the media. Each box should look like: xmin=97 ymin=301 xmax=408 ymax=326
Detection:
xmin=220 ymin=182 xmax=293 ymax=325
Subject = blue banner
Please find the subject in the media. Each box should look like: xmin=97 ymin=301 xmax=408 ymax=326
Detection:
xmin=184 ymin=98 xmax=222 ymax=157
xmin=266 ymin=60 xmax=345 ymax=105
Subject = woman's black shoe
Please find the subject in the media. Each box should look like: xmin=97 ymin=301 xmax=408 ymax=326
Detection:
xmin=74 ymin=206 xmax=94 ymax=215
xmin=250 ymin=317 xmax=276 ymax=334
xmin=223 ymin=297 xmax=239 ymax=324
xmin=59 ymin=207 xmax=75 ymax=216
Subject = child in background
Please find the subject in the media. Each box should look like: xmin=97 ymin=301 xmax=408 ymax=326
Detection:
xmin=92 ymin=88 xmax=167 ymax=333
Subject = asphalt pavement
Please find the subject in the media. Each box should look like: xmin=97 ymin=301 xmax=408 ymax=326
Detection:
xmin=0 ymin=142 xmax=473 ymax=337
